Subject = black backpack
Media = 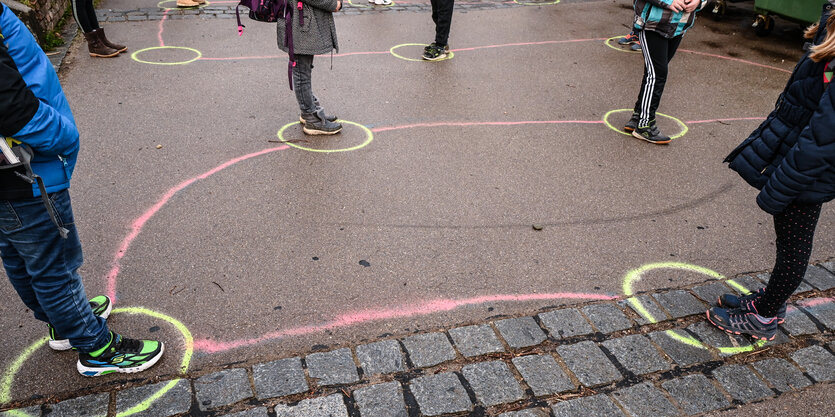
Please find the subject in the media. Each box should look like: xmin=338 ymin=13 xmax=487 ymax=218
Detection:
xmin=236 ymin=0 xmax=303 ymax=90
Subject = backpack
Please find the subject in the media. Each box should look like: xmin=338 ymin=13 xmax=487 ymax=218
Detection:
xmin=236 ymin=0 xmax=304 ymax=90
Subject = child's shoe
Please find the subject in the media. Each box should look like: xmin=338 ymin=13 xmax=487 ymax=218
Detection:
xmin=48 ymin=295 xmax=113 ymax=351
xmin=717 ymin=287 xmax=787 ymax=324
xmin=706 ymin=306 xmax=779 ymax=341
xmin=299 ymin=97 xmax=338 ymax=125
xmin=631 ymin=42 xmax=642 ymax=52
xmin=423 ymin=43 xmax=450 ymax=61
xmin=618 ymin=32 xmax=639 ymax=45
xmin=633 ymin=124 xmax=671 ymax=144
xmin=624 ymin=112 xmax=640 ymax=133
xmin=177 ymin=0 xmax=200 ymax=7
xmin=77 ymin=332 xmax=164 ymax=376
xmin=301 ymin=110 xmax=343 ymax=135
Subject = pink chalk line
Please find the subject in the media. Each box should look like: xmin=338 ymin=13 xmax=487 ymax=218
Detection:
xmin=372 ymin=120 xmax=603 ymax=133
xmin=158 ymin=11 xmax=169 ymax=47
xmin=678 ymin=49 xmax=791 ymax=74
xmin=686 ymin=117 xmax=764 ymax=124
xmin=105 ymin=145 xmax=289 ymax=301
xmin=193 ymin=292 xmax=617 ymax=353
xmin=797 ymin=297 xmax=835 ymax=308
xmin=451 ymin=38 xmax=609 ymax=52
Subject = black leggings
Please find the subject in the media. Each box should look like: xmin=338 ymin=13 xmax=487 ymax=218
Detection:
xmin=71 ymin=0 xmax=100 ymax=33
xmin=755 ymin=202 xmax=823 ymax=317
xmin=430 ymin=0 xmax=454 ymax=46
xmin=633 ymin=30 xmax=682 ymax=127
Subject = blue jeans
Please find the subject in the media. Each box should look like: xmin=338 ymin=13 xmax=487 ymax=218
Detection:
xmin=0 ymin=189 xmax=109 ymax=352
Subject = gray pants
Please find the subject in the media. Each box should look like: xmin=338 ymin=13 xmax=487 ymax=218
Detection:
xmin=292 ymin=54 xmax=316 ymax=114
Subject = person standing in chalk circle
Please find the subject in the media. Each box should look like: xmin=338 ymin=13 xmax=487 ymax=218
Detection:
xmin=708 ymin=2 xmax=835 ymax=341
xmin=423 ymin=0 xmax=454 ymax=61
xmin=278 ymin=0 xmax=344 ymax=135
xmin=70 ymin=0 xmax=127 ymax=57
xmin=623 ymin=0 xmax=705 ymax=144
xmin=0 ymin=4 xmax=164 ymax=377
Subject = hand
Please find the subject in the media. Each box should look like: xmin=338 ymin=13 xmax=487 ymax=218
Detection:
xmin=684 ymin=0 xmax=700 ymax=12
xmin=668 ymin=0 xmax=686 ymax=12
xmin=335 ymin=0 xmax=342 ymax=11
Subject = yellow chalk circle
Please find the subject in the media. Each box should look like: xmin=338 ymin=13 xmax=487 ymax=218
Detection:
xmin=131 ymin=46 xmax=202 ymax=66
xmin=604 ymin=36 xmax=642 ymax=54
xmin=277 ymin=120 xmax=374 ymax=153
xmin=389 ymin=43 xmax=455 ymax=62
xmin=513 ymin=0 xmax=560 ymax=5
xmin=0 ymin=307 xmax=193 ymax=417
xmin=622 ymin=262 xmax=767 ymax=355
xmin=157 ymin=0 xmax=212 ymax=10
xmin=602 ymin=109 xmax=689 ymax=140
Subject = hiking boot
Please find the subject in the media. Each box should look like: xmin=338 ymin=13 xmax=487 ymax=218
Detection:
xmin=96 ymin=28 xmax=126 ymax=54
xmin=624 ymin=112 xmax=640 ymax=133
xmin=83 ymin=31 xmax=119 ymax=58
xmin=48 ymin=295 xmax=113 ymax=351
xmin=77 ymin=332 xmax=164 ymax=377
xmin=632 ymin=124 xmax=671 ymax=144
xmin=176 ymin=0 xmax=201 ymax=6
xmin=706 ymin=305 xmax=779 ymax=341
xmin=423 ymin=43 xmax=450 ymax=61
xmin=618 ymin=32 xmax=639 ymax=45
xmin=718 ymin=287 xmax=786 ymax=324
xmin=301 ymin=110 xmax=342 ymax=135
xmin=299 ymin=98 xmax=338 ymax=125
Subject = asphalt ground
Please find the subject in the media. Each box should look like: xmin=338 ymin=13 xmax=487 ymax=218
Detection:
xmin=2 ymin=0 xmax=833 ymax=407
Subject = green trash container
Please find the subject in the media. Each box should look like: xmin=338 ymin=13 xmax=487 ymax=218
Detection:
xmin=753 ymin=0 xmax=828 ymax=36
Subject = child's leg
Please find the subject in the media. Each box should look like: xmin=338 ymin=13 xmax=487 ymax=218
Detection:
xmin=754 ymin=202 xmax=823 ymax=317
xmin=430 ymin=0 xmax=455 ymax=46
xmin=632 ymin=31 xmax=680 ymax=127
xmin=292 ymin=55 xmax=317 ymax=114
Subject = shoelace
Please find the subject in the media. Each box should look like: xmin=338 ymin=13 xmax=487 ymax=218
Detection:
xmin=113 ymin=336 xmax=143 ymax=353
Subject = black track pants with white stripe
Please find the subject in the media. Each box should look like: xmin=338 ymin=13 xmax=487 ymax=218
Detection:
xmin=632 ymin=30 xmax=682 ymax=127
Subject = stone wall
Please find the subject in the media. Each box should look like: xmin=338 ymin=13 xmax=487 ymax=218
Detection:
xmin=0 ymin=0 xmax=68 ymax=43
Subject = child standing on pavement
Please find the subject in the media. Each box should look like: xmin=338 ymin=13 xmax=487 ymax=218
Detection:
xmin=707 ymin=2 xmax=835 ymax=341
xmin=278 ymin=0 xmax=343 ymax=135
xmin=423 ymin=0 xmax=454 ymax=60
xmin=624 ymin=0 xmax=705 ymax=144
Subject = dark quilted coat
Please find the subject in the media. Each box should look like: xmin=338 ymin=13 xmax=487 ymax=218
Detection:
xmin=726 ymin=4 xmax=835 ymax=215
xmin=276 ymin=0 xmax=338 ymax=55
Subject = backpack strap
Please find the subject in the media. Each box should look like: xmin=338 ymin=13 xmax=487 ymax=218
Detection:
xmin=825 ymin=59 xmax=833 ymax=86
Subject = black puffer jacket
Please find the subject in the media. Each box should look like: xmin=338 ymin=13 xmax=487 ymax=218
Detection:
xmin=726 ymin=4 xmax=835 ymax=214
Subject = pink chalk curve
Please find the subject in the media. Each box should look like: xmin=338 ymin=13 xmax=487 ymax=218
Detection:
xmin=372 ymin=120 xmax=604 ymax=133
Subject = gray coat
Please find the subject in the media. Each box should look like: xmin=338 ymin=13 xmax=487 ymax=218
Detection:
xmin=276 ymin=0 xmax=338 ymax=56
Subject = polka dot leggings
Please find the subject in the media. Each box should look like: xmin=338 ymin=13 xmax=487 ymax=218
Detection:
xmin=754 ymin=202 xmax=823 ymax=318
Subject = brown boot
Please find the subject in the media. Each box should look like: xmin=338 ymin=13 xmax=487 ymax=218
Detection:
xmin=83 ymin=31 xmax=119 ymax=58
xmin=96 ymin=28 xmax=126 ymax=54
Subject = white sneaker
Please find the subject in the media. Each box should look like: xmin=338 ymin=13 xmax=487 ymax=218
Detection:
xmin=374 ymin=0 xmax=392 ymax=4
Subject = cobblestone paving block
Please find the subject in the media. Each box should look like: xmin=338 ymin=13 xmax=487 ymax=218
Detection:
xmin=551 ymin=394 xmax=626 ymax=417
xmin=537 ymin=308 xmax=594 ymax=339
xmin=649 ymin=330 xmax=714 ymax=366
xmin=195 ymin=368 xmax=253 ymax=411
xmin=751 ymin=358 xmax=812 ymax=392
xmin=653 ymin=290 xmax=707 ymax=319
xmin=494 ymin=316 xmax=547 ymax=348
xmin=274 ymin=394 xmax=348 ymax=417
xmin=46 ymin=393 xmax=108 ymax=417
xmin=220 ymin=408 xmax=270 ymax=417
xmin=730 ymin=275 xmax=766 ymax=294
xmin=409 ymin=372 xmax=473 ymax=416
xmin=116 ymin=379 xmax=192 ymax=417
xmin=402 ymin=332 xmax=457 ymax=368
xmin=253 ymin=357 xmax=309 ymax=399
xmin=687 ymin=321 xmax=751 ymax=356
xmin=602 ymin=334 xmax=672 ymax=375
xmin=498 ymin=409 xmax=549 ymax=417
xmin=557 ymin=341 xmax=622 ymax=387
xmin=353 ymin=382 xmax=408 ymax=417
xmin=1 ymin=406 xmax=40 ymax=417
xmin=803 ymin=265 xmax=835 ymax=290
xmin=691 ymin=281 xmax=734 ymax=304
xmin=511 ymin=354 xmax=575 ymax=396
xmin=781 ymin=308 xmax=820 ymax=336
xmin=581 ymin=303 xmax=632 ymax=333
xmin=611 ymin=382 xmax=682 ymax=417
xmin=790 ymin=345 xmax=835 ymax=382
xmin=821 ymin=260 xmax=835 ymax=275
xmin=356 ymin=340 xmax=406 ymax=376
xmin=661 ymin=374 xmax=730 ymax=415
xmin=712 ymin=364 xmax=773 ymax=403
xmin=829 ymin=340 xmax=835 ymax=351
xmin=307 ymin=348 xmax=359 ymax=386
xmin=462 ymin=361 xmax=525 ymax=407
xmin=619 ymin=295 xmax=671 ymax=325
xmin=448 ymin=324 xmax=505 ymax=357
xmin=758 ymin=272 xmax=814 ymax=293
xmin=801 ymin=300 xmax=835 ymax=331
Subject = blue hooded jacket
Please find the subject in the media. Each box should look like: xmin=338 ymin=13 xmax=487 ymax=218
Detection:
xmin=726 ymin=4 xmax=835 ymax=214
xmin=0 ymin=4 xmax=79 ymax=198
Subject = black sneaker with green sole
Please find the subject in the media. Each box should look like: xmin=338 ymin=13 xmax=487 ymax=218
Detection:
xmin=48 ymin=295 xmax=113 ymax=351
xmin=77 ymin=332 xmax=164 ymax=377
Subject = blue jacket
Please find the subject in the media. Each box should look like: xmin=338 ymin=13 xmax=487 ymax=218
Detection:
xmin=633 ymin=0 xmax=706 ymax=38
xmin=726 ymin=4 xmax=835 ymax=214
xmin=0 ymin=4 xmax=79 ymax=198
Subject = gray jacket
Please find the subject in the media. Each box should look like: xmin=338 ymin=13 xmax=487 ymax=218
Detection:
xmin=276 ymin=0 xmax=338 ymax=56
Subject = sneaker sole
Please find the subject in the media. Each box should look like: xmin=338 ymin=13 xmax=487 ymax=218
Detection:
xmin=49 ymin=297 xmax=114 ymax=351
xmin=706 ymin=311 xmax=776 ymax=341
xmin=302 ymin=126 xmax=342 ymax=135
xmin=77 ymin=343 xmax=165 ymax=377
xmin=623 ymin=126 xmax=636 ymax=133
xmin=422 ymin=53 xmax=449 ymax=61
xmin=715 ymin=296 xmax=786 ymax=324
xmin=631 ymin=130 xmax=671 ymax=144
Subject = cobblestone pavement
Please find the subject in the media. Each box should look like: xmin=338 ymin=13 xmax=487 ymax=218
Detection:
xmin=2 ymin=262 xmax=834 ymax=416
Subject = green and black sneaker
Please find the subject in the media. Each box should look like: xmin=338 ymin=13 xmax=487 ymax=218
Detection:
xmin=77 ymin=332 xmax=164 ymax=377
xmin=48 ymin=295 xmax=113 ymax=351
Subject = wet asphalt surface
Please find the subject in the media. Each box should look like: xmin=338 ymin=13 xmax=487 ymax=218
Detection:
xmin=2 ymin=0 xmax=833 ymax=407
